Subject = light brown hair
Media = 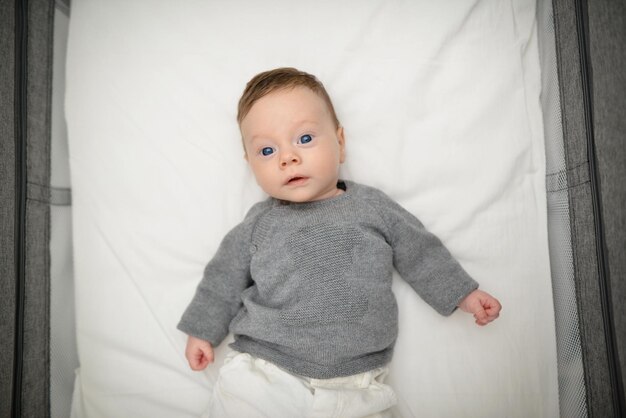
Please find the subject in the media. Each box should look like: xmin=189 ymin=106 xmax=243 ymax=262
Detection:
xmin=237 ymin=67 xmax=340 ymax=128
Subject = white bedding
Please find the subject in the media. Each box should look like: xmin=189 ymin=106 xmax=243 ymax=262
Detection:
xmin=66 ymin=0 xmax=558 ymax=416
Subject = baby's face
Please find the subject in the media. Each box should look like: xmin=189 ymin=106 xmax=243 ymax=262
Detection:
xmin=241 ymin=86 xmax=345 ymax=203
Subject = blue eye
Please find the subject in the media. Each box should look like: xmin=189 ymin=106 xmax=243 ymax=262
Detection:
xmin=261 ymin=147 xmax=274 ymax=156
xmin=299 ymin=134 xmax=313 ymax=144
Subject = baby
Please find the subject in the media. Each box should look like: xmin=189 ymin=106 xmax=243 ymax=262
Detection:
xmin=178 ymin=67 xmax=501 ymax=417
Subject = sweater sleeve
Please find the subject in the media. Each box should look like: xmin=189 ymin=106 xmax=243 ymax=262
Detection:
xmin=371 ymin=191 xmax=478 ymax=316
xmin=177 ymin=202 xmax=267 ymax=346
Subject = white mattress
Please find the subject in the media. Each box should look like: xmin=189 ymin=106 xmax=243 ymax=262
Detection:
xmin=65 ymin=0 xmax=558 ymax=416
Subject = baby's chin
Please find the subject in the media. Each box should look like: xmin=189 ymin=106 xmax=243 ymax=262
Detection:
xmin=278 ymin=190 xmax=344 ymax=204
xmin=266 ymin=190 xmax=316 ymax=204
xmin=271 ymin=194 xmax=311 ymax=204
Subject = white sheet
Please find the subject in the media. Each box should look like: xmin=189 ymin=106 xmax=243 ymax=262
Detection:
xmin=66 ymin=0 xmax=558 ymax=416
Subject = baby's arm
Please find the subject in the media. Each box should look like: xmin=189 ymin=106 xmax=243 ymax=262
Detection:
xmin=185 ymin=335 xmax=214 ymax=370
xmin=457 ymin=289 xmax=501 ymax=326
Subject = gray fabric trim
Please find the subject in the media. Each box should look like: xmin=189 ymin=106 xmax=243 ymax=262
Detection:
xmin=27 ymin=182 xmax=50 ymax=204
xmin=587 ymin=0 xmax=626 ymax=409
xmin=26 ymin=183 xmax=72 ymax=206
xmin=0 ymin=0 xmax=55 ymax=417
xmin=552 ymin=1 xmax=606 ymax=417
xmin=546 ymin=164 xmax=590 ymax=193
xmin=22 ymin=2 xmax=54 ymax=416
xmin=21 ymin=2 xmax=54 ymax=417
xmin=0 ymin=3 xmax=17 ymax=415
xmin=553 ymin=0 xmax=625 ymax=416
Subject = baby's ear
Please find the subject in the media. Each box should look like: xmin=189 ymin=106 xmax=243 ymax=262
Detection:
xmin=336 ymin=126 xmax=346 ymax=163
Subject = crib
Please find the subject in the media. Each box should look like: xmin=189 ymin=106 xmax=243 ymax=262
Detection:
xmin=2 ymin=0 xmax=625 ymax=417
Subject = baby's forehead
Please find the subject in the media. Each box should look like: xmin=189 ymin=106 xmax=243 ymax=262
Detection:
xmin=263 ymin=85 xmax=324 ymax=104
xmin=252 ymin=87 xmax=330 ymax=118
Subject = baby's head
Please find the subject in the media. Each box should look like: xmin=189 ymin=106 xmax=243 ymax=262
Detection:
xmin=238 ymin=68 xmax=346 ymax=203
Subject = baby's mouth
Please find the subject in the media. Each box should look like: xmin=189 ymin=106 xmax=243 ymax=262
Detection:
xmin=286 ymin=176 xmax=308 ymax=185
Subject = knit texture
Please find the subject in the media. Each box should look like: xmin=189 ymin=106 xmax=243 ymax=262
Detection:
xmin=178 ymin=181 xmax=478 ymax=378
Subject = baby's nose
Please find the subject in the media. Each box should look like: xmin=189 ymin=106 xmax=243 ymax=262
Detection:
xmin=280 ymin=151 xmax=300 ymax=167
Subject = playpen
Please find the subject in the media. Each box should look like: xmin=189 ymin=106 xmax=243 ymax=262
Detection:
xmin=1 ymin=0 xmax=624 ymax=417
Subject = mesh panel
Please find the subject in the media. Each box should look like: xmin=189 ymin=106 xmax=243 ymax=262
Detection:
xmin=538 ymin=1 xmax=587 ymax=417
xmin=50 ymin=5 xmax=79 ymax=418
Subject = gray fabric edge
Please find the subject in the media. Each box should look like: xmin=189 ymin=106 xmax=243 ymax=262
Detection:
xmin=22 ymin=1 xmax=55 ymax=417
xmin=0 ymin=3 xmax=17 ymax=417
xmin=0 ymin=2 xmax=55 ymax=416
xmin=27 ymin=183 xmax=72 ymax=206
xmin=546 ymin=163 xmax=590 ymax=193
xmin=552 ymin=0 xmax=621 ymax=416
xmin=587 ymin=0 xmax=626 ymax=409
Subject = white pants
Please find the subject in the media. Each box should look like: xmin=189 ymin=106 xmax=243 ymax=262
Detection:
xmin=205 ymin=352 xmax=397 ymax=418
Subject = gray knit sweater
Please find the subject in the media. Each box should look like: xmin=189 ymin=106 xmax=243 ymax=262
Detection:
xmin=178 ymin=181 xmax=478 ymax=379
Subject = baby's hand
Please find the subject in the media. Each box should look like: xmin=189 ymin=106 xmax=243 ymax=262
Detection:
xmin=185 ymin=335 xmax=214 ymax=370
xmin=458 ymin=289 xmax=501 ymax=326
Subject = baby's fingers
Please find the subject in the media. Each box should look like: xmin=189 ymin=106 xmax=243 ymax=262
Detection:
xmin=473 ymin=307 xmax=488 ymax=325
xmin=477 ymin=306 xmax=501 ymax=325
xmin=189 ymin=349 xmax=211 ymax=370
xmin=475 ymin=314 xmax=494 ymax=326
xmin=201 ymin=344 xmax=215 ymax=365
xmin=185 ymin=337 xmax=215 ymax=371
xmin=485 ymin=299 xmax=502 ymax=317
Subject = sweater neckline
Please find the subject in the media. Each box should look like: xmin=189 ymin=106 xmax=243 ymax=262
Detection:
xmin=273 ymin=180 xmax=353 ymax=209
